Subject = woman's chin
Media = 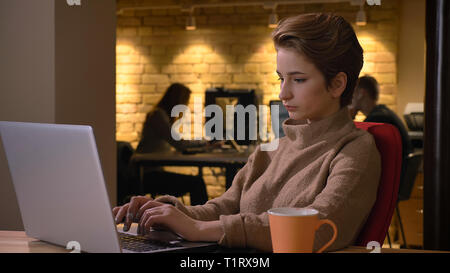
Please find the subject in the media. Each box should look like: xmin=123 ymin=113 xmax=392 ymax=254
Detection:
xmin=288 ymin=112 xmax=306 ymax=121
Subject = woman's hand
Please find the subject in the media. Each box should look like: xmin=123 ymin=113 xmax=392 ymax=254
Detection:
xmin=137 ymin=201 xmax=202 ymax=241
xmin=112 ymin=195 xmax=153 ymax=231
xmin=113 ymin=196 xmax=225 ymax=242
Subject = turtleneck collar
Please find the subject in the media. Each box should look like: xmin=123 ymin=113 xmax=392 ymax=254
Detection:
xmin=281 ymin=107 xmax=354 ymax=148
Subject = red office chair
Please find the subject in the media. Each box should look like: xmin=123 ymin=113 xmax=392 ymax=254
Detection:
xmin=354 ymin=122 xmax=403 ymax=247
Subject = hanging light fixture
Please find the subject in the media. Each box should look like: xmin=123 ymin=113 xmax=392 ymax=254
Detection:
xmin=265 ymin=3 xmax=278 ymax=29
xmin=268 ymin=11 xmax=278 ymax=28
xmin=356 ymin=4 xmax=367 ymax=26
xmin=186 ymin=12 xmax=196 ymax=30
xmin=184 ymin=6 xmax=196 ymax=31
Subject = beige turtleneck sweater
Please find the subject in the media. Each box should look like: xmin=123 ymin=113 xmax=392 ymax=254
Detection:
xmin=156 ymin=107 xmax=381 ymax=252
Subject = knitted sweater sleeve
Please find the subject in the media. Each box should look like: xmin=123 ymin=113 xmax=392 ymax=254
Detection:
xmin=154 ymin=145 xmax=273 ymax=250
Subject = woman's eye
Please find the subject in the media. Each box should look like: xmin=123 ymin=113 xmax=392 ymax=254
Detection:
xmin=294 ymin=78 xmax=306 ymax=83
xmin=277 ymin=77 xmax=284 ymax=82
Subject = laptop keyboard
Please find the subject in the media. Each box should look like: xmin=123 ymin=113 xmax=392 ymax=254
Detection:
xmin=118 ymin=232 xmax=183 ymax=252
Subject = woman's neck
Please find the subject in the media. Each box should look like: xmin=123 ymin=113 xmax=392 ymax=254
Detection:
xmin=306 ymin=103 xmax=341 ymax=124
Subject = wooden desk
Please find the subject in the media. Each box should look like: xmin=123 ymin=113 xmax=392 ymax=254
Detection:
xmin=1 ymin=230 xmax=446 ymax=253
xmin=0 ymin=231 xmax=70 ymax=253
xmin=131 ymin=150 xmax=250 ymax=192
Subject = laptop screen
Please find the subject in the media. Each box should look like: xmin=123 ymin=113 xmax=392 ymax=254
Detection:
xmin=205 ymin=88 xmax=257 ymax=145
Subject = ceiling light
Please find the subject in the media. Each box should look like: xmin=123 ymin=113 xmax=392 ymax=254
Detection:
xmin=186 ymin=14 xmax=196 ymax=30
xmin=268 ymin=12 xmax=278 ymax=28
xmin=356 ymin=5 xmax=367 ymax=26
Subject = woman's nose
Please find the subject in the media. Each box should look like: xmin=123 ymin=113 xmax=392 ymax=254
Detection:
xmin=279 ymin=82 xmax=293 ymax=101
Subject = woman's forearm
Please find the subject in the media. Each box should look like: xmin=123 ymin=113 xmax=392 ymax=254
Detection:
xmin=196 ymin=220 xmax=224 ymax=242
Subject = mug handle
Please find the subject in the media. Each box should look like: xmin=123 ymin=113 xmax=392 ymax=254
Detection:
xmin=314 ymin=219 xmax=338 ymax=253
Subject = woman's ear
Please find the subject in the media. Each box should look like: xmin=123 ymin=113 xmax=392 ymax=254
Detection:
xmin=328 ymin=72 xmax=347 ymax=98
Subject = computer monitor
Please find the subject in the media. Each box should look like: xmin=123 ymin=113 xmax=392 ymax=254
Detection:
xmin=269 ymin=100 xmax=289 ymax=138
xmin=205 ymin=87 xmax=257 ymax=145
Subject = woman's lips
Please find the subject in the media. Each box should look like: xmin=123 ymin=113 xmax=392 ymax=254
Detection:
xmin=284 ymin=105 xmax=297 ymax=111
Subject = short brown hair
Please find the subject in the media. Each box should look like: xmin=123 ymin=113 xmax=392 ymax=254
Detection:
xmin=272 ymin=13 xmax=364 ymax=108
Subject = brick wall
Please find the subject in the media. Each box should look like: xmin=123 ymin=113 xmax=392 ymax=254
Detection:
xmin=115 ymin=0 xmax=400 ymax=201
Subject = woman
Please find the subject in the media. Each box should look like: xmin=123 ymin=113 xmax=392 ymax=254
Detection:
xmin=113 ymin=13 xmax=381 ymax=252
xmin=131 ymin=83 xmax=211 ymax=206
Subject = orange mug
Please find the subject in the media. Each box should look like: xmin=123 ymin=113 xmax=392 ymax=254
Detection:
xmin=268 ymin=207 xmax=338 ymax=253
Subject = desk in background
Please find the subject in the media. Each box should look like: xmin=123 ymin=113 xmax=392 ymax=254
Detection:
xmin=131 ymin=150 xmax=250 ymax=194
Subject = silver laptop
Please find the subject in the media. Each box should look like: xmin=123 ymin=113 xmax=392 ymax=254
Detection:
xmin=0 ymin=121 xmax=217 ymax=253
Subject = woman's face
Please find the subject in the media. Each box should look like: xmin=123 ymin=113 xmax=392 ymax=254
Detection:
xmin=276 ymin=47 xmax=341 ymax=122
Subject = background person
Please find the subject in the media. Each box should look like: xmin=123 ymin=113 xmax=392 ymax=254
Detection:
xmin=121 ymin=83 xmax=212 ymax=207
xmin=349 ymin=75 xmax=413 ymax=176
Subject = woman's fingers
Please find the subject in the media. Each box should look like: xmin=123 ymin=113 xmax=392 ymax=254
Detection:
xmin=135 ymin=204 xmax=200 ymax=241
xmin=136 ymin=200 xmax=165 ymax=221
xmin=111 ymin=196 xmax=158 ymax=232
xmin=124 ymin=196 xmax=151 ymax=231
xmin=112 ymin=206 xmax=120 ymax=218
xmin=143 ymin=213 xmax=164 ymax=235
xmin=127 ymin=196 xmax=147 ymax=220
xmin=138 ymin=207 xmax=164 ymax=235
xmin=114 ymin=203 xmax=129 ymax=224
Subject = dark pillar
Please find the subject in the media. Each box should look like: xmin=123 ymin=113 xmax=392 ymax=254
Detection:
xmin=424 ymin=0 xmax=450 ymax=251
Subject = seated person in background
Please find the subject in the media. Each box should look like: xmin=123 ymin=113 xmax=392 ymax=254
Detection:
xmin=349 ymin=75 xmax=413 ymax=176
xmin=113 ymin=13 xmax=381 ymax=252
xmin=132 ymin=83 xmax=213 ymax=206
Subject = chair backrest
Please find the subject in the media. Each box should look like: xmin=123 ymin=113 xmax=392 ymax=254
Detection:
xmin=353 ymin=122 xmax=403 ymax=246
xmin=397 ymin=152 xmax=423 ymax=201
